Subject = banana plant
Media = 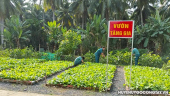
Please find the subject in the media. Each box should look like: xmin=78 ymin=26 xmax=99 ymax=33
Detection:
xmin=4 ymin=15 xmax=31 ymax=48
xmin=135 ymin=10 xmax=170 ymax=54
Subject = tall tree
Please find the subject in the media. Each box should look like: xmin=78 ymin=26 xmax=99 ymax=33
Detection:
xmin=43 ymin=0 xmax=64 ymax=21
xmin=88 ymin=0 xmax=129 ymax=21
xmin=56 ymin=2 xmax=74 ymax=28
xmin=69 ymin=0 xmax=89 ymax=29
xmin=131 ymin=0 xmax=157 ymax=26
xmin=160 ymin=0 xmax=170 ymax=19
xmin=0 ymin=0 xmax=20 ymax=46
xmin=4 ymin=15 xmax=30 ymax=48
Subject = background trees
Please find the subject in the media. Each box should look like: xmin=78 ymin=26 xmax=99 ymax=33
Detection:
xmin=1 ymin=0 xmax=170 ymax=56
xmin=0 ymin=0 xmax=20 ymax=45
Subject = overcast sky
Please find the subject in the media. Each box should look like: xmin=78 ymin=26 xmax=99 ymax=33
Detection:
xmin=25 ymin=0 xmax=72 ymax=4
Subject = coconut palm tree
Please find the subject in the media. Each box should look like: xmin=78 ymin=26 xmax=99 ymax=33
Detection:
xmin=69 ymin=0 xmax=89 ymax=29
xmin=43 ymin=0 xmax=65 ymax=21
xmin=56 ymin=2 xmax=74 ymax=28
xmin=160 ymin=0 xmax=170 ymax=19
xmin=130 ymin=0 xmax=157 ymax=26
xmin=88 ymin=0 xmax=129 ymax=21
xmin=0 ymin=0 xmax=20 ymax=46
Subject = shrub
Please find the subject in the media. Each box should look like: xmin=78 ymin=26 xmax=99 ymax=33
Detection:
xmin=139 ymin=52 xmax=164 ymax=68
xmin=111 ymin=48 xmax=148 ymax=56
xmin=161 ymin=55 xmax=170 ymax=64
xmin=162 ymin=60 xmax=170 ymax=71
xmin=112 ymin=48 xmax=129 ymax=54
xmin=84 ymin=51 xmax=95 ymax=62
xmin=0 ymin=49 xmax=11 ymax=57
xmin=138 ymin=49 xmax=149 ymax=55
xmin=84 ymin=51 xmax=164 ymax=68
xmin=100 ymin=51 xmax=133 ymax=65
xmin=58 ymin=30 xmax=82 ymax=55
xmin=60 ymin=55 xmax=75 ymax=61
xmin=7 ymin=48 xmax=42 ymax=59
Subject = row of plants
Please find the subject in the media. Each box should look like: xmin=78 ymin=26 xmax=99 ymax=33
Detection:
xmin=0 ymin=48 xmax=48 ymax=59
xmin=0 ymin=61 xmax=74 ymax=81
xmin=124 ymin=66 xmax=170 ymax=92
xmin=0 ymin=57 xmax=46 ymax=71
xmin=84 ymin=51 xmax=164 ymax=68
xmin=47 ymin=62 xmax=116 ymax=92
xmin=162 ymin=60 xmax=170 ymax=71
xmin=0 ymin=48 xmax=165 ymax=68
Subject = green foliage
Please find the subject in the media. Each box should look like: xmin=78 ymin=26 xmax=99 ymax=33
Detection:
xmin=124 ymin=66 xmax=170 ymax=92
xmin=4 ymin=15 xmax=31 ymax=48
xmin=84 ymin=51 xmax=95 ymax=62
xmin=161 ymin=55 xmax=170 ymax=64
xmin=100 ymin=51 xmax=133 ymax=65
xmin=111 ymin=48 xmax=129 ymax=55
xmin=9 ymin=48 xmax=42 ymax=59
xmin=103 ymin=48 xmax=148 ymax=56
xmin=135 ymin=16 xmax=170 ymax=54
xmin=0 ymin=61 xmax=74 ymax=81
xmin=139 ymin=52 xmax=164 ymax=68
xmin=46 ymin=21 xmax=64 ymax=46
xmin=162 ymin=60 xmax=170 ymax=71
xmin=138 ymin=49 xmax=149 ymax=55
xmin=60 ymin=55 xmax=75 ymax=61
xmin=47 ymin=62 xmax=116 ymax=92
xmin=81 ymin=15 xmax=107 ymax=53
xmin=0 ymin=49 xmax=11 ymax=57
xmin=84 ymin=50 xmax=164 ymax=68
xmin=58 ymin=30 xmax=82 ymax=55
xmin=0 ymin=57 xmax=46 ymax=71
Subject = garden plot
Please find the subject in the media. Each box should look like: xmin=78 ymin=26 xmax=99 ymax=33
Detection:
xmin=47 ymin=62 xmax=116 ymax=92
xmin=0 ymin=61 xmax=74 ymax=84
xmin=0 ymin=57 xmax=46 ymax=71
xmin=124 ymin=66 xmax=170 ymax=93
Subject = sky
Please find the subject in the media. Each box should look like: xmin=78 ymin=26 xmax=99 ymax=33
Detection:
xmin=25 ymin=0 xmax=40 ymax=4
xmin=25 ymin=0 xmax=72 ymax=4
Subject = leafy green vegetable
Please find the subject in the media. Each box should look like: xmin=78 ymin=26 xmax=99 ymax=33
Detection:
xmin=124 ymin=66 xmax=170 ymax=92
xmin=0 ymin=57 xmax=46 ymax=71
xmin=47 ymin=62 xmax=116 ymax=92
xmin=0 ymin=60 xmax=73 ymax=81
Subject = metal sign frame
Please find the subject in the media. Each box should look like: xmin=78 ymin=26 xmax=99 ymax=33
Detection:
xmin=106 ymin=20 xmax=134 ymax=91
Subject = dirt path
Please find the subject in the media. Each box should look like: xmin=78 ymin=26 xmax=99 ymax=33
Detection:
xmin=110 ymin=66 xmax=126 ymax=96
xmin=0 ymin=66 xmax=126 ymax=96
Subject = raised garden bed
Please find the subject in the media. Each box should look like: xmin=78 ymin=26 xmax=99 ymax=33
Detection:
xmin=0 ymin=57 xmax=46 ymax=71
xmin=0 ymin=61 xmax=74 ymax=84
xmin=124 ymin=66 xmax=170 ymax=94
xmin=46 ymin=62 xmax=116 ymax=92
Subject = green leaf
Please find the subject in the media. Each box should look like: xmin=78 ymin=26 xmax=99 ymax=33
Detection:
xmin=144 ymin=38 xmax=149 ymax=47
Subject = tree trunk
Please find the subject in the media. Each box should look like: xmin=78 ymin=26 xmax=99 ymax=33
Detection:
xmin=140 ymin=7 xmax=143 ymax=27
xmin=17 ymin=38 xmax=20 ymax=48
xmin=82 ymin=15 xmax=84 ymax=29
xmin=0 ymin=17 xmax=4 ymax=46
xmin=53 ymin=11 xmax=55 ymax=21
xmin=39 ymin=0 xmax=42 ymax=6
xmin=43 ymin=10 xmax=45 ymax=27
xmin=52 ymin=4 xmax=55 ymax=22
xmin=105 ymin=8 xmax=109 ymax=21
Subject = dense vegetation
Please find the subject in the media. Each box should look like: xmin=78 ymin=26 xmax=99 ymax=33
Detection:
xmin=0 ymin=60 xmax=73 ymax=81
xmin=1 ymin=0 xmax=170 ymax=56
xmin=0 ymin=0 xmax=170 ymax=92
xmin=47 ymin=62 xmax=116 ymax=92
xmin=124 ymin=66 xmax=170 ymax=92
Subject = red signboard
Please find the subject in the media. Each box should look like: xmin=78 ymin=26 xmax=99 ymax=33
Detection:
xmin=108 ymin=21 xmax=134 ymax=38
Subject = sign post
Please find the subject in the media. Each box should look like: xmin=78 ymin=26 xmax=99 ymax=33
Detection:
xmin=106 ymin=21 xmax=134 ymax=91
